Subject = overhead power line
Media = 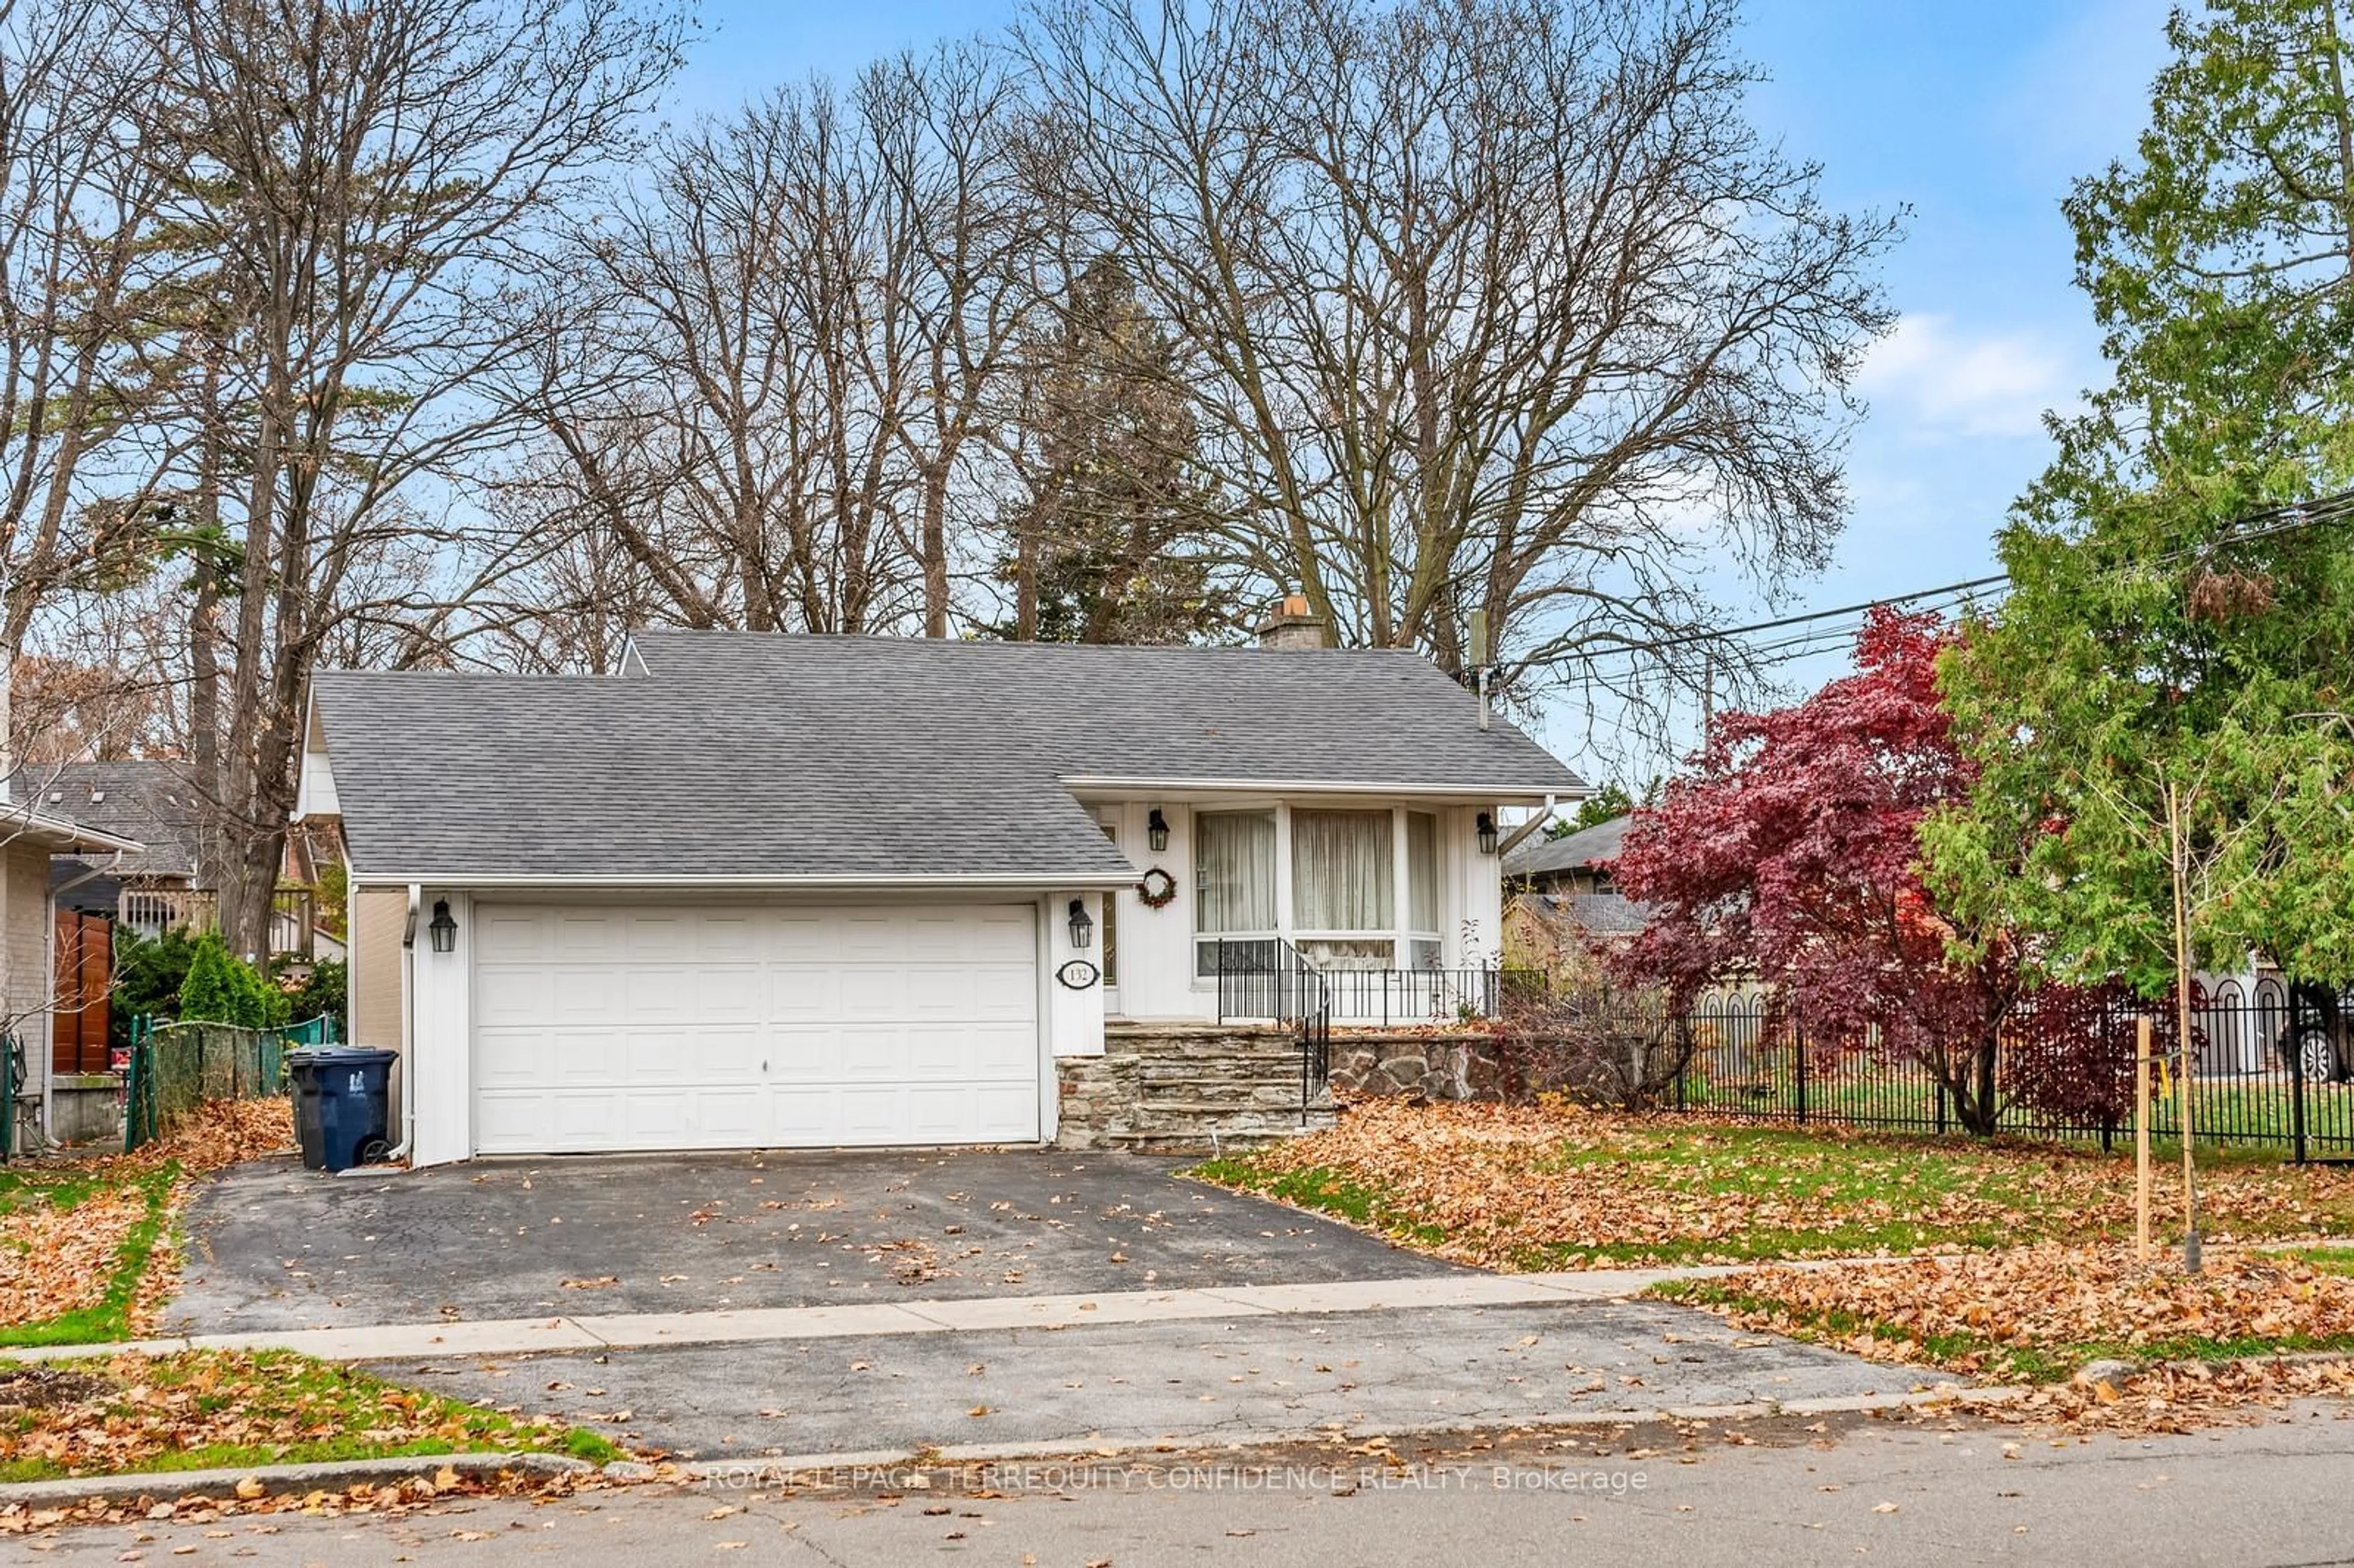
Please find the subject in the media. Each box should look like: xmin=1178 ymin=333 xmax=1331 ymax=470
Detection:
xmin=1527 ymin=574 xmax=2009 ymax=673
xmin=1525 ymin=484 xmax=2354 ymax=677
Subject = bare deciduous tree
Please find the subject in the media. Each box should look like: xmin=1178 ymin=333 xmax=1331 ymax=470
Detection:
xmin=0 ymin=0 xmax=169 ymax=659
xmin=506 ymin=44 xmax=1044 ymax=642
xmin=126 ymin=0 xmax=680 ymax=959
xmin=1018 ymin=0 xmax=1897 ymax=734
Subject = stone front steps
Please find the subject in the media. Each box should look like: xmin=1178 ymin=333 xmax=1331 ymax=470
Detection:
xmin=1055 ymin=1020 xmax=1338 ymax=1151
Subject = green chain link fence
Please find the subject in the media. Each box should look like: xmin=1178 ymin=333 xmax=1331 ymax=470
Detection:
xmin=123 ymin=1013 xmax=337 ymax=1153
xmin=0 ymin=1034 xmax=19 ymax=1161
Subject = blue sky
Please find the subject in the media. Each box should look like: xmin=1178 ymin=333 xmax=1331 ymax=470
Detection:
xmin=668 ymin=0 xmax=2179 ymax=771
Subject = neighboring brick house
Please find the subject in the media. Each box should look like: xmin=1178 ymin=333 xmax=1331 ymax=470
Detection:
xmin=0 ymin=782 xmax=143 ymax=1147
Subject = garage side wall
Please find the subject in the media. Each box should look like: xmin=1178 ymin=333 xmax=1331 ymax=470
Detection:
xmin=409 ymin=888 xmax=473 ymax=1166
xmin=351 ymin=888 xmax=405 ymax=1051
xmin=350 ymin=885 xmax=408 ymax=1146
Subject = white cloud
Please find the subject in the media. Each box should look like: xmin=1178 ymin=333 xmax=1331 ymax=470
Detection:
xmin=1856 ymin=313 xmax=2083 ymax=443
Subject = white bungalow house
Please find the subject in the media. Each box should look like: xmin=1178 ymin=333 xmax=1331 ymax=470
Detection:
xmin=294 ymin=612 xmax=1584 ymax=1164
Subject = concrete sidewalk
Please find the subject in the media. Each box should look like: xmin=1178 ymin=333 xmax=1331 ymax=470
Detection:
xmin=72 ymin=1410 xmax=2354 ymax=1568
xmin=8 ymin=1266 xmax=1738 ymax=1364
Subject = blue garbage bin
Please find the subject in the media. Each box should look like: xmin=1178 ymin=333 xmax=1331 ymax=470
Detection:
xmin=290 ymin=1059 xmax=326 ymax=1168
xmin=286 ymin=1048 xmax=397 ymax=1171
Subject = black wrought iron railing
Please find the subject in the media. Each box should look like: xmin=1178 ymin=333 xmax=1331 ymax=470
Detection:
xmin=1215 ymin=938 xmax=1332 ymax=1122
xmin=1315 ymin=965 xmax=1550 ymax=1025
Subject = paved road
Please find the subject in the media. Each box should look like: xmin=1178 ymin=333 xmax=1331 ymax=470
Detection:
xmin=380 ymin=1298 xmax=1924 ymax=1458
xmin=169 ymin=1149 xmax=1457 ymax=1332
xmin=26 ymin=1409 xmax=2354 ymax=1566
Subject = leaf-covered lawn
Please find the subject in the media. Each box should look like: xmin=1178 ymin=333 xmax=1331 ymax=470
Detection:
xmin=0 ymin=1166 xmax=176 ymax=1347
xmin=0 ymin=1350 xmax=620 ymax=1482
xmin=1192 ymin=1100 xmax=2354 ymax=1269
xmin=1 ymin=1098 xmax=296 ymax=1346
xmin=1654 ymin=1244 xmax=2354 ymax=1382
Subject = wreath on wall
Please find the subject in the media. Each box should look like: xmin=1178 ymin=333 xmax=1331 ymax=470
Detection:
xmin=1135 ymin=867 xmax=1179 ymax=908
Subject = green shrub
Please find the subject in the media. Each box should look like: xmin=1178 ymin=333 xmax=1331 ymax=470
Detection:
xmin=312 ymin=864 xmax=348 ymax=939
xmin=282 ymin=959 xmax=346 ymax=1038
xmin=176 ymin=933 xmax=288 ymax=1029
xmin=109 ymin=926 xmax=200 ymax=1051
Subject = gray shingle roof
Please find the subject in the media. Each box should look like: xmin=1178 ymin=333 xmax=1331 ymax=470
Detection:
xmin=313 ymin=634 xmax=1583 ymax=882
xmin=1515 ymin=891 xmax=1655 ymax=938
xmin=1502 ymin=812 xmax=1629 ymax=878
xmin=18 ymin=760 xmax=206 ymax=880
xmin=627 ymin=633 xmax=1583 ymax=791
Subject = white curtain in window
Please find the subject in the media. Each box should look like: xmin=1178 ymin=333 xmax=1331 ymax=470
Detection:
xmin=1195 ymin=812 xmax=1276 ymax=933
xmin=1407 ymin=812 xmax=1439 ymax=933
xmin=1292 ymin=809 xmax=1393 ymax=931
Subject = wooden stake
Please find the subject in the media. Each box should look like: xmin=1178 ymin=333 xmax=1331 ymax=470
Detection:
xmin=2166 ymin=780 xmax=2201 ymax=1274
xmin=2135 ymin=1016 xmax=2152 ymax=1263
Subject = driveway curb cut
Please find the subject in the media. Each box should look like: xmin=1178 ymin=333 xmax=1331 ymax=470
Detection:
xmin=627 ymin=1385 xmax=2032 ymax=1482
xmin=0 ymin=1451 xmax=593 ymax=1513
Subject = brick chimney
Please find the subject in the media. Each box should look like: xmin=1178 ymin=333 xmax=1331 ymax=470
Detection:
xmin=1255 ymin=593 xmax=1329 ymax=651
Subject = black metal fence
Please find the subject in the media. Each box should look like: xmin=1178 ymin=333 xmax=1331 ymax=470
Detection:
xmin=1667 ymin=976 xmax=2354 ymax=1159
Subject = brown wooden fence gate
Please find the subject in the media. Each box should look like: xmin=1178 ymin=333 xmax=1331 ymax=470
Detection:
xmin=51 ymin=910 xmax=112 ymax=1075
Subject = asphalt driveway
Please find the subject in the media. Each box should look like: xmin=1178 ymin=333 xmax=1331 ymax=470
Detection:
xmin=167 ymin=1147 xmax=1461 ymax=1334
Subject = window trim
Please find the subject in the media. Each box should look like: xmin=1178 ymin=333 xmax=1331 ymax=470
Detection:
xmin=1191 ymin=802 xmax=1447 ymax=976
xmin=1194 ymin=807 xmax=1280 ymax=978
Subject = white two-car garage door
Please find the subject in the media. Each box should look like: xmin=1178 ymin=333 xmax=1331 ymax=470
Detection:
xmin=470 ymin=904 xmax=1040 ymax=1155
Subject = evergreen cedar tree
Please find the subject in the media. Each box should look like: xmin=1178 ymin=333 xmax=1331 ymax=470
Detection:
xmin=1608 ymin=608 xmax=2028 ymax=1134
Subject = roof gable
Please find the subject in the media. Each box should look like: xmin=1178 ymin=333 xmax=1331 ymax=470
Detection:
xmin=1502 ymin=812 xmax=1630 ymax=877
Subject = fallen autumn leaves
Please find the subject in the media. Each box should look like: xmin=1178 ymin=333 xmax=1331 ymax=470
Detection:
xmin=0 ymin=1460 xmax=625 ymax=1540
xmin=1200 ymin=1099 xmax=2354 ymax=1268
xmin=1203 ymin=1100 xmax=2354 ymax=1434
xmin=0 ymin=1349 xmax=604 ymax=1486
xmin=0 ymin=1097 xmax=295 ymax=1344
xmin=1664 ymin=1244 xmax=2354 ymax=1380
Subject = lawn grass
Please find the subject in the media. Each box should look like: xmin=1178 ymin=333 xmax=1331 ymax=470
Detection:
xmin=0 ymin=1163 xmax=180 ymax=1348
xmin=2277 ymin=1246 xmax=2354 ymax=1276
xmin=1190 ymin=1101 xmax=2354 ymax=1270
xmin=1650 ymin=1277 xmax=2080 ymax=1380
xmin=1191 ymin=1159 xmax=1449 ymax=1249
xmin=0 ymin=1350 xmax=622 ymax=1482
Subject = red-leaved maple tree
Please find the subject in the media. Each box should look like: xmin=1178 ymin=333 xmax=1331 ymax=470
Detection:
xmin=1611 ymin=607 xmax=2027 ymax=1134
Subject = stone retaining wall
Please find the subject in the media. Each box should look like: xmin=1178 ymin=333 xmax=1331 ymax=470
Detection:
xmin=1327 ymin=1030 xmax=1514 ymax=1103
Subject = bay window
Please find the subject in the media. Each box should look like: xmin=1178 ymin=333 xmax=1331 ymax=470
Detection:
xmin=1291 ymin=809 xmax=1393 ymax=969
xmin=1194 ymin=804 xmax=1450 ymax=975
xmin=1405 ymin=810 xmax=1441 ymax=969
xmin=1194 ymin=810 xmax=1277 ymax=976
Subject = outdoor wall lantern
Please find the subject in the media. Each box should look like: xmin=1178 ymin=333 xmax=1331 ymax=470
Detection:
xmin=1147 ymin=807 xmax=1171 ymax=853
xmin=428 ymin=898 xmax=457 ymax=953
xmin=1476 ymin=812 xmax=1499 ymax=855
xmin=1067 ymin=897 xmax=1095 ymax=950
